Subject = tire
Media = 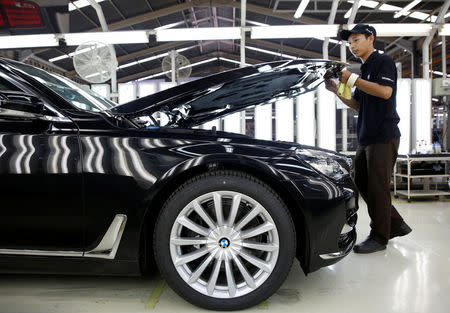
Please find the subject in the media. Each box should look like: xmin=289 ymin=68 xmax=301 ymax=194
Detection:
xmin=154 ymin=171 xmax=296 ymax=310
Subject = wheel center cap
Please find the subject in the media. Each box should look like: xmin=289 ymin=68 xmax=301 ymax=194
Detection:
xmin=219 ymin=238 xmax=230 ymax=249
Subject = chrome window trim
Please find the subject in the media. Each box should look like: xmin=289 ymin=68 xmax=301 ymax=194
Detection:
xmin=0 ymin=214 xmax=127 ymax=259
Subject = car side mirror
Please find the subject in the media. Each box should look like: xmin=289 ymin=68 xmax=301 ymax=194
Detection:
xmin=0 ymin=91 xmax=70 ymax=123
xmin=0 ymin=91 xmax=44 ymax=115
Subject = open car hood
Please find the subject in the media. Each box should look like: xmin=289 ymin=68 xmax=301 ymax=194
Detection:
xmin=110 ymin=59 xmax=345 ymax=128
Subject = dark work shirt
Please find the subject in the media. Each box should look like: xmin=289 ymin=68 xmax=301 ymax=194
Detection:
xmin=353 ymin=51 xmax=401 ymax=146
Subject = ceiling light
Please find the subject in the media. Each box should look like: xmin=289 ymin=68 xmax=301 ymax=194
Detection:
xmin=251 ymin=25 xmax=339 ymax=39
xmin=155 ymin=21 xmax=186 ymax=30
xmin=294 ymin=0 xmax=310 ymax=19
xmin=69 ymin=0 xmax=105 ymax=11
xmin=409 ymin=11 xmax=437 ymax=22
xmin=0 ymin=34 xmax=59 ymax=49
xmin=375 ymin=23 xmax=432 ymax=36
xmin=246 ymin=46 xmax=297 ymax=60
xmin=179 ymin=57 xmax=217 ymax=69
xmin=438 ymin=24 xmax=450 ymax=36
xmin=345 ymin=23 xmax=432 ymax=37
xmin=394 ymin=0 xmax=422 ymax=19
xmin=246 ymin=20 xmax=270 ymax=27
xmin=118 ymin=45 xmax=197 ymax=70
xmin=64 ymin=31 xmax=149 ymax=46
xmin=137 ymin=71 xmax=170 ymax=81
xmin=136 ymin=57 xmax=217 ymax=82
xmin=379 ymin=3 xmax=401 ymax=11
xmin=219 ymin=57 xmax=250 ymax=66
xmin=156 ymin=27 xmax=241 ymax=41
xmin=345 ymin=0 xmax=378 ymax=18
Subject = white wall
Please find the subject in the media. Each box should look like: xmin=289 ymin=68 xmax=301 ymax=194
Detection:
xmin=254 ymin=103 xmax=272 ymax=140
xmin=396 ymin=79 xmax=411 ymax=154
xmin=296 ymin=92 xmax=315 ymax=146
xmin=317 ymin=84 xmax=336 ymax=150
xmin=411 ymin=79 xmax=432 ymax=150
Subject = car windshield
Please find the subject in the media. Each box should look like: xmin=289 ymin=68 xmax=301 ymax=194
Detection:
xmin=6 ymin=61 xmax=117 ymax=113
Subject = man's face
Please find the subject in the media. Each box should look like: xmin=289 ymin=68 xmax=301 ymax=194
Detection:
xmin=348 ymin=33 xmax=373 ymax=58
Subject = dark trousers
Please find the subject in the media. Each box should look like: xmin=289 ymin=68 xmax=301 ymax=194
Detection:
xmin=354 ymin=137 xmax=403 ymax=244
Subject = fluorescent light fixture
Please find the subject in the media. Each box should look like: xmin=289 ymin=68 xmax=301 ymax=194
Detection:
xmin=294 ymin=0 xmax=310 ymax=19
xmin=137 ymin=71 xmax=170 ymax=81
xmin=69 ymin=0 xmax=105 ymax=11
xmin=374 ymin=23 xmax=432 ymax=36
xmin=394 ymin=0 xmax=422 ymax=19
xmin=345 ymin=0 xmax=378 ymax=19
xmin=346 ymin=0 xmax=438 ymax=22
xmin=246 ymin=20 xmax=269 ymax=27
xmin=64 ymin=31 xmax=149 ymax=46
xmin=179 ymin=57 xmax=216 ymax=69
xmin=438 ymin=24 xmax=450 ymax=36
xmin=0 ymin=34 xmax=59 ymax=49
xmin=432 ymin=98 xmax=439 ymax=102
xmin=85 ymin=70 xmax=109 ymax=79
xmin=445 ymin=12 xmax=450 ymax=18
xmin=49 ymin=46 xmax=93 ymax=63
xmin=432 ymin=70 xmax=450 ymax=78
xmin=156 ymin=27 xmax=241 ymax=41
xmin=314 ymin=36 xmax=347 ymax=46
xmin=251 ymin=25 xmax=339 ymax=39
xmin=136 ymin=57 xmax=217 ymax=82
xmin=345 ymin=23 xmax=432 ymax=37
xmin=379 ymin=3 xmax=401 ymax=11
xmin=155 ymin=21 xmax=186 ymax=30
xmin=219 ymin=57 xmax=250 ymax=66
xmin=409 ymin=11 xmax=437 ymax=22
xmin=246 ymin=46 xmax=297 ymax=60
xmin=117 ymin=46 xmax=197 ymax=70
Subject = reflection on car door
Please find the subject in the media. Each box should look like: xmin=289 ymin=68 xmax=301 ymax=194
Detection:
xmin=0 ymin=77 xmax=83 ymax=253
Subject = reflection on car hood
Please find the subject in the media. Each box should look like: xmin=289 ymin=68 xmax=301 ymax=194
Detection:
xmin=110 ymin=59 xmax=345 ymax=127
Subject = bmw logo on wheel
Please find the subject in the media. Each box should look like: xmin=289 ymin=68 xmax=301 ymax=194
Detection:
xmin=219 ymin=238 xmax=230 ymax=248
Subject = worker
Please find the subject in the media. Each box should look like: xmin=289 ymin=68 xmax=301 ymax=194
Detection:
xmin=325 ymin=24 xmax=412 ymax=253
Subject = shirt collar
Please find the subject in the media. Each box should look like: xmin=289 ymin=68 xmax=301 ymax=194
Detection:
xmin=361 ymin=51 xmax=378 ymax=70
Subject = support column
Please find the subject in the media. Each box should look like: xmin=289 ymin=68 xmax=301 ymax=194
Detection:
xmin=239 ymin=0 xmax=247 ymax=135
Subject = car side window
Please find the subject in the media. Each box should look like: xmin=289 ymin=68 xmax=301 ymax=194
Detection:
xmin=0 ymin=77 xmax=22 ymax=92
xmin=0 ymin=73 xmax=59 ymax=122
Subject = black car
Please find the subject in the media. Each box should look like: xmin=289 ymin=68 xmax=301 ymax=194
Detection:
xmin=0 ymin=57 xmax=357 ymax=311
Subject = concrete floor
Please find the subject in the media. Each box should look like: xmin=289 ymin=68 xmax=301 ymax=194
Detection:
xmin=1 ymin=196 xmax=449 ymax=313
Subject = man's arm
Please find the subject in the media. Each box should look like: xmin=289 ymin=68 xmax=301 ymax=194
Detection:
xmin=340 ymin=70 xmax=393 ymax=100
xmin=325 ymin=78 xmax=359 ymax=111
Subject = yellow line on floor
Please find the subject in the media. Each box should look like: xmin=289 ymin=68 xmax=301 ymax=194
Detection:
xmin=393 ymin=199 xmax=450 ymax=204
xmin=257 ymin=300 xmax=268 ymax=309
xmin=145 ymin=279 xmax=166 ymax=309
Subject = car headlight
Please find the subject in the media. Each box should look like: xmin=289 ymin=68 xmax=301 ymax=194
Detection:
xmin=295 ymin=148 xmax=349 ymax=181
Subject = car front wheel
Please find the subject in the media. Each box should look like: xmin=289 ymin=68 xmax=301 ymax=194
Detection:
xmin=154 ymin=171 xmax=296 ymax=310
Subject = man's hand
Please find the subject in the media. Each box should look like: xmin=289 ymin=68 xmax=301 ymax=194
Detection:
xmin=338 ymin=70 xmax=352 ymax=84
xmin=325 ymin=78 xmax=337 ymax=94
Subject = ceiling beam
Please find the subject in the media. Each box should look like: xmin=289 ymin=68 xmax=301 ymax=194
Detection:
xmin=88 ymin=0 xmax=324 ymax=33
xmin=190 ymin=65 xmax=234 ymax=77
